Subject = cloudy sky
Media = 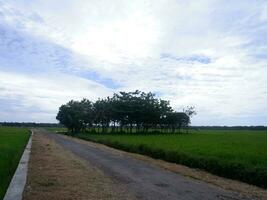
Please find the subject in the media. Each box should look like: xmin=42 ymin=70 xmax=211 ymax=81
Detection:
xmin=0 ymin=0 xmax=267 ymax=125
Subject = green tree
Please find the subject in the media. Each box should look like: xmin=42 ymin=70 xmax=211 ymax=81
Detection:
xmin=56 ymin=90 xmax=195 ymax=134
xmin=56 ymin=100 xmax=85 ymax=133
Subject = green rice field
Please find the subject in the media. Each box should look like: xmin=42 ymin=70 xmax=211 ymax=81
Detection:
xmin=76 ymin=130 xmax=267 ymax=188
xmin=0 ymin=127 xmax=30 ymax=199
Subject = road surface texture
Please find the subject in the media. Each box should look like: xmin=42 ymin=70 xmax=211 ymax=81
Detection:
xmin=23 ymin=130 xmax=133 ymax=200
xmin=31 ymin=129 xmax=266 ymax=200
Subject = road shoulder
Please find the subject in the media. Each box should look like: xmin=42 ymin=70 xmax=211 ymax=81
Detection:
xmin=23 ymin=130 xmax=134 ymax=200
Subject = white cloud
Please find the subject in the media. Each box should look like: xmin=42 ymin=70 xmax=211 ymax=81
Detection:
xmin=0 ymin=70 xmax=112 ymax=122
xmin=0 ymin=0 xmax=267 ymax=125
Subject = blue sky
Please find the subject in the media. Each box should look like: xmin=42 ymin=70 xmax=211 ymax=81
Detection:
xmin=0 ymin=0 xmax=267 ymax=125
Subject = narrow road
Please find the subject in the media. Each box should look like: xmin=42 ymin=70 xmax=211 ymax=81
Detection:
xmin=41 ymin=129 xmax=252 ymax=200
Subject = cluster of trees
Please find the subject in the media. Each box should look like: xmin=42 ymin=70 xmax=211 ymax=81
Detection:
xmin=56 ymin=90 xmax=196 ymax=133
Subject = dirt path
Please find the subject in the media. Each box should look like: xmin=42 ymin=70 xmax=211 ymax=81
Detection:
xmin=23 ymin=130 xmax=134 ymax=200
xmin=26 ymin=129 xmax=267 ymax=200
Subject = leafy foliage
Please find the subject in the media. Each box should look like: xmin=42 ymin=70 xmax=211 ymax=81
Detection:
xmin=56 ymin=90 xmax=194 ymax=133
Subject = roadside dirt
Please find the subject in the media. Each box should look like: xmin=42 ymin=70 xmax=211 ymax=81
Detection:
xmin=22 ymin=131 xmax=135 ymax=200
xmin=63 ymin=134 xmax=267 ymax=200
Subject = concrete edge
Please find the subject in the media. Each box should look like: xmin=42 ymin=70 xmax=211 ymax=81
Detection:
xmin=3 ymin=130 xmax=33 ymax=200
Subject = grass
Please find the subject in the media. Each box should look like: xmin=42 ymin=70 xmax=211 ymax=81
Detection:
xmin=76 ymin=130 xmax=267 ymax=188
xmin=0 ymin=126 xmax=30 ymax=199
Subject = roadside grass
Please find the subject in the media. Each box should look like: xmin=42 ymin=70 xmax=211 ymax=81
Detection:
xmin=0 ymin=127 xmax=30 ymax=199
xmin=76 ymin=130 xmax=267 ymax=188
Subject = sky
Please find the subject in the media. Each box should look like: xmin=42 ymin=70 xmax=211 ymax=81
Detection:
xmin=0 ymin=0 xmax=267 ymax=125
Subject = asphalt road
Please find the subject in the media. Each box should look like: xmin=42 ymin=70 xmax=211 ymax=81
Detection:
xmin=42 ymin=130 xmax=251 ymax=200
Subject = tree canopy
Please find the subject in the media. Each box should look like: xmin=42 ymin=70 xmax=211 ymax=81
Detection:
xmin=56 ymin=90 xmax=195 ymax=133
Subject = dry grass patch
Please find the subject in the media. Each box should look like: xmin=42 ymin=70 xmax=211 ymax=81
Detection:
xmin=23 ymin=131 xmax=134 ymax=200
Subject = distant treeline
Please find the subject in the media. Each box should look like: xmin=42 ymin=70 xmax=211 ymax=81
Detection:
xmin=56 ymin=90 xmax=196 ymax=133
xmin=0 ymin=122 xmax=62 ymax=127
xmin=192 ymin=126 xmax=267 ymax=130
xmin=1 ymin=122 xmax=265 ymax=131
